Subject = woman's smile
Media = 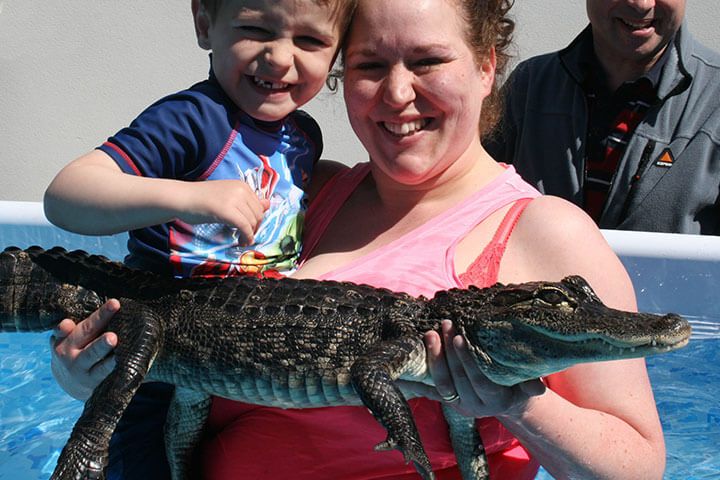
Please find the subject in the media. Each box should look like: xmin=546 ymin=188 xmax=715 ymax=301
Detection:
xmin=381 ymin=118 xmax=431 ymax=137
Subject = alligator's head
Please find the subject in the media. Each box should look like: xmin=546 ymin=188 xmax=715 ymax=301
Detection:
xmin=429 ymin=275 xmax=691 ymax=386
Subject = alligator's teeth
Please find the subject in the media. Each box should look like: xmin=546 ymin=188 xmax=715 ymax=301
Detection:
xmin=253 ymin=76 xmax=289 ymax=90
xmin=383 ymin=119 xmax=428 ymax=136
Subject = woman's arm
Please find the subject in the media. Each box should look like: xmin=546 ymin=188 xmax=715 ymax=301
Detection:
xmin=408 ymin=196 xmax=665 ymax=480
xmin=494 ymin=196 xmax=665 ymax=479
xmin=44 ymin=150 xmax=267 ymax=243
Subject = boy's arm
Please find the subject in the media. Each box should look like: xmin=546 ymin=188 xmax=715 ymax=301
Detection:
xmin=44 ymin=149 xmax=269 ymax=243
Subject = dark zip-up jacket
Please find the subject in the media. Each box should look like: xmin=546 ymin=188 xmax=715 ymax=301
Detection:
xmin=486 ymin=24 xmax=720 ymax=235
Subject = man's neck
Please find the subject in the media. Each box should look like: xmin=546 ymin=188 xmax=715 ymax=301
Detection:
xmin=594 ymin=42 xmax=671 ymax=92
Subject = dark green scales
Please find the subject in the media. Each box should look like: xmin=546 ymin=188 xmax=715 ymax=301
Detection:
xmin=0 ymin=246 xmax=691 ymax=480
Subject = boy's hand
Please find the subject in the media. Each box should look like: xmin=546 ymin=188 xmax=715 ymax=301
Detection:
xmin=50 ymin=300 xmax=120 ymax=401
xmin=177 ymin=180 xmax=270 ymax=246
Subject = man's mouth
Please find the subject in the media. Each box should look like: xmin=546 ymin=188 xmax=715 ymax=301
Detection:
xmin=382 ymin=119 xmax=430 ymax=137
xmin=619 ymin=17 xmax=655 ymax=31
xmin=252 ymin=76 xmax=290 ymax=91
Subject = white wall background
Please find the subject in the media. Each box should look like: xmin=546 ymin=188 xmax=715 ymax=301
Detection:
xmin=0 ymin=1 xmax=717 ymax=201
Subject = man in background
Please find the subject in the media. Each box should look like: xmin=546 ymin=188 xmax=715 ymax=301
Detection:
xmin=487 ymin=0 xmax=720 ymax=234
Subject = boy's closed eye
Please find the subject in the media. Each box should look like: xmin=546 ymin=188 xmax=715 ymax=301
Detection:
xmin=236 ymin=25 xmax=272 ymax=38
xmin=294 ymin=35 xmax=334 ymax=50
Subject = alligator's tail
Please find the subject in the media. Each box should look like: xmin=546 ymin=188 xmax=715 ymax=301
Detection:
xmin=0 ymin=247 xmax=105 ymax=332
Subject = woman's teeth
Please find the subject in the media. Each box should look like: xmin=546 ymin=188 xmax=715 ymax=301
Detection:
xmin=383 ymin=119 xmax=428 ymax=136
xmin=253 ymin=77 xmax=289 ymax=90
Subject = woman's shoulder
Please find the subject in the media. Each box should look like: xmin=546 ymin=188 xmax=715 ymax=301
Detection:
xmin=517 ymin=195 xmax=600 ymax=243
xmin=503 ymin=195 xmax=635 ymax=310
xmin=305 ymin=160 xmax=351 ymax=203
xmin=306 ymin=161 xmax=371 ymax=203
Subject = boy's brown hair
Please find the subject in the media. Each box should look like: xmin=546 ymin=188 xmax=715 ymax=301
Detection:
xmin=199 ymin=0 xmax=357 ymax=43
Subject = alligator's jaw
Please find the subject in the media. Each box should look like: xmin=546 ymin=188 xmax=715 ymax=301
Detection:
xmin=467 ymin=312 xmax=691 ymax=386
xmin=437 ymin=275 xmax=693 ymax=386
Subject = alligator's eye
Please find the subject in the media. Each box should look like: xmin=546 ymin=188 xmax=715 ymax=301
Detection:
xmin=536 ymin=287 xmax=568 ymax=305
xmin=491 ymin=290 xmax=534 ymax=307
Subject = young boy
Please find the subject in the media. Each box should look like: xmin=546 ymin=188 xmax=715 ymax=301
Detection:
xmin=44 ymin=1 xmax=355 ymax=478
xmin=45 ymin=0 xmax=355 ymax=280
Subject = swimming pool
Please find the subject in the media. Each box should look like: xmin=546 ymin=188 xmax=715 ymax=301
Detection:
xmin=1 ymin=201 xmax=719 ymax=479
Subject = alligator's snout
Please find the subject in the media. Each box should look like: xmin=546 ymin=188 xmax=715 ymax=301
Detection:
xmin=650 ymin=312 xmax=692 ymax=347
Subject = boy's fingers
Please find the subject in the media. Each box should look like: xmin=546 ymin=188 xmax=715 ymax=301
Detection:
xmin=70 ymin=301 xmax=118 ymax=349
xmin=50 ymin=318 xmax=77 ymax=344
xmin=89 ymin=353 xmax=117 ymax=379
xmin=76 ymin=333 xmax=117 ymax=371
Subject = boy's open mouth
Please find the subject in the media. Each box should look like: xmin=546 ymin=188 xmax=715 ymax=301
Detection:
xmin=251 ymin=76 xmax=290 ymax=91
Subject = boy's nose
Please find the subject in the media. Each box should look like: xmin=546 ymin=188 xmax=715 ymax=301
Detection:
xmin=263 ymin=40 xmax=294 ymax=71
xmin=382 ymin=66 xmax=416 ymax=107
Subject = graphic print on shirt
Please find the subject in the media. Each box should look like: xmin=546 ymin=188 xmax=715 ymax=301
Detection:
xmin=168 ymin=121 xmax=314 ymax=278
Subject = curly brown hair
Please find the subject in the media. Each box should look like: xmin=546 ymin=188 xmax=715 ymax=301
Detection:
xmin=457 ymin=0 xmax=515 ymax=137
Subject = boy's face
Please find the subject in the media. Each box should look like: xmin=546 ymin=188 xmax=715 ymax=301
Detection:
xmin=196 ymin=0 xmax=341 ymax=122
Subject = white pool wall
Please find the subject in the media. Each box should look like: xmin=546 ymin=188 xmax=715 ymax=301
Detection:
xmin=2 ymin=201 xmax=720 ymax=261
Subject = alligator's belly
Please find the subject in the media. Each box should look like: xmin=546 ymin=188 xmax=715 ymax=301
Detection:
xmin=148 ymin=360 xmax=364 ymax=408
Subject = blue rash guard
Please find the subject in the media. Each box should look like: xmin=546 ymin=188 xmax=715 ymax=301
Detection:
xmin=99 ymin=71 xmax=322 ymax=278
xmin=96 ymin=70 xmax=323 ymax=479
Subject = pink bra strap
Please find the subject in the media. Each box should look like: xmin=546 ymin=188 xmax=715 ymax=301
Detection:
xmin=459 ymin=197 xmax=534 ymax=287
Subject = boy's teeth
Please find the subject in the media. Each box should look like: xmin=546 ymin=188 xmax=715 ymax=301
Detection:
xmin=383 ymin=119 xmax=427 ymax=136
xmin=253 ymin=77 xmax=289 ymax=90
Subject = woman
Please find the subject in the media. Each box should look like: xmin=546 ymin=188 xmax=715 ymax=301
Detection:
xmin=52 ymin=0 xmax=666 ymax=478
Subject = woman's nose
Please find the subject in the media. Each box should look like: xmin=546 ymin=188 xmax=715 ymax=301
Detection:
xmin=382 ymin=66 xmax=416 ymax=107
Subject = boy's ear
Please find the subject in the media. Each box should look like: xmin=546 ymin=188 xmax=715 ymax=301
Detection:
xmin=193 ymin=0 xmax=212 ymax=50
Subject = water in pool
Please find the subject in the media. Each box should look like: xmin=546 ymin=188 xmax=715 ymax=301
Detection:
xmin=0 ymin=227 xmax=718 ymax=479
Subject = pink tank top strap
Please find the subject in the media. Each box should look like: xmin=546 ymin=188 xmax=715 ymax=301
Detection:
xmin=458 ymin=197 xmax=534 ymax=287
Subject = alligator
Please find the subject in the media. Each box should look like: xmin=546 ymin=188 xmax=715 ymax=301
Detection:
xmin=0 ymin=246 xmax=691 ymax=480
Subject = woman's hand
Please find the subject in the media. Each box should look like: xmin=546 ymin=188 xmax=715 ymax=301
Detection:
xmin=49 ymin=300 xmax=120 ymax=401
xmin=399 ymin=320 xmax=545 ymax=418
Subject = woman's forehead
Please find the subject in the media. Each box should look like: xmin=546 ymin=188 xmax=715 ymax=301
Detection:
xmin=348 ymin=0 xmax=465 ymax=43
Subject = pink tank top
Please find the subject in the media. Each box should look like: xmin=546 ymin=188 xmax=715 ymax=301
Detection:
xmin=202 ymin=163 xmax=541 ymax=479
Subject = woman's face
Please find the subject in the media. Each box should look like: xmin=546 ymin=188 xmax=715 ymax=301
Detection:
xmin=343 ymin=0 xmax=495 ymax=186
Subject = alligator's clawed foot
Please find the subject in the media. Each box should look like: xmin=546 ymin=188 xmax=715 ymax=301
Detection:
xmin=51 ymin=444 xmax=106 ymax=480
xmin=375 ymin=436 xmax=435 ymax=480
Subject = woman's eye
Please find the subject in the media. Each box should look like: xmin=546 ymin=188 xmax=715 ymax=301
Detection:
xmin=415 ymin=58 xmax=443 ymax=68
xmin=352 ymin=62 xmax=383 ymax=71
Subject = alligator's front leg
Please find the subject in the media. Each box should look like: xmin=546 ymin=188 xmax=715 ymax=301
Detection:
xmin=350 ymin=334 xmax=434 ymax=480
xmin=165 ymin=388 xmax=212 ymax=480
xmin=442 ymin=405 xmax=488 ymax=480
xmin=51 ymin=302 xmax=163 ymax=480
